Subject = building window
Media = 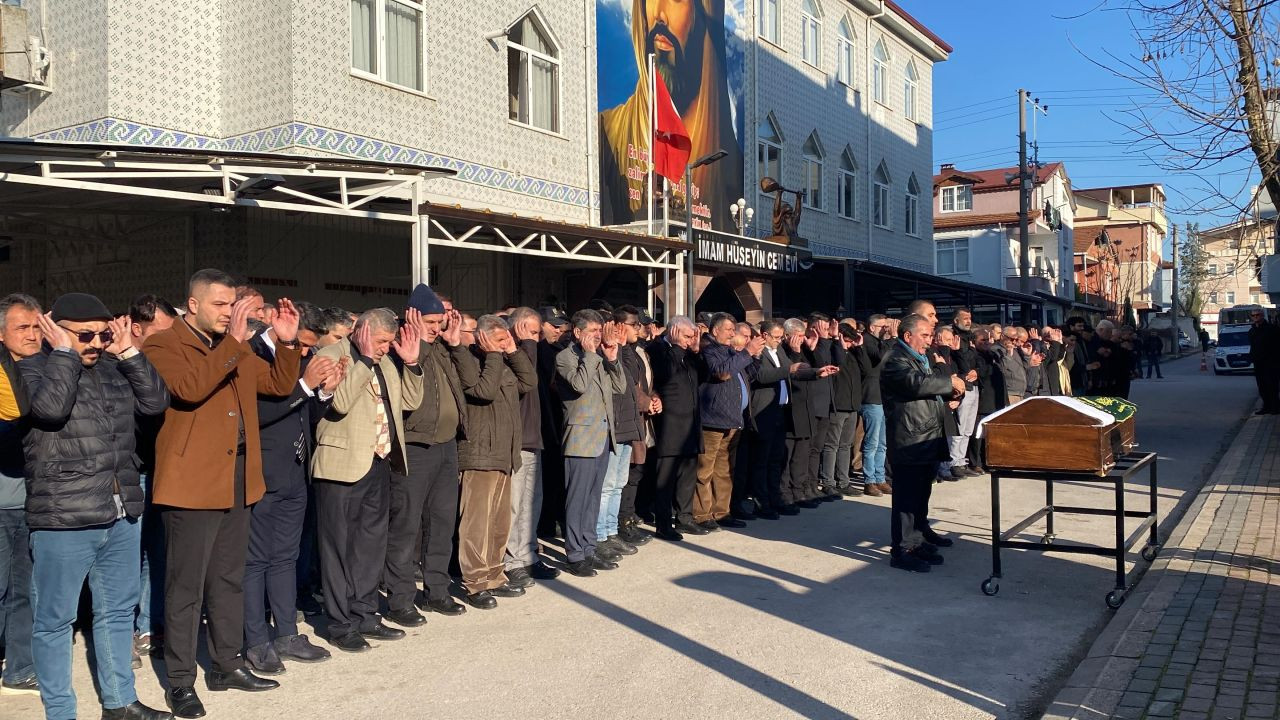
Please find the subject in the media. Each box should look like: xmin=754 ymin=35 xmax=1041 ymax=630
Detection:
xmin=940 ymin=184 xmax=971 ymax=212
xmin=759 ymin=0 xmax=780 ymax=44
xmin=1226 ymin=291 xmax=1236 ymax=304
xmin=904 ymin=59 xmax=919 ymax=121
xmin=905 ymin=174 xmax=920 ymax=236
xmin=1225 ymin=262 xmax=1235 ymax=276
xmin=872 ymin=39 xmax=890 ymax=106
xmin=350 ymin=0 xmax=426 ymax=92
xmin=758 ymin=114 xmax=783 ymax=184
xmin=937 ymin=238 xmax=970 ymax=274
xmin=800 ymin=0 xmax=822 ymax=68
xmin=802 ymin=133 xmax=824 ymax=210
xmin=1208 ymin=263 xmax=1218 ymax=275
xmin=507 ymin=12 xmax=561 ymax=133
xmin=873 ymin=162 xmax=891 ymax=228
xmin=837 ymin=149 xmax=857 ymax=219
xmin=836 ymin=17 xmax=855 ymax=86
xmin=1253 ymin=292 xmax=1261 ymax=304
xmin=1209 ymin=292 xmax=1219 ymax=304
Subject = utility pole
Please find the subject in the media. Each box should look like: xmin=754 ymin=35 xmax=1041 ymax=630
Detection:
xmin=1170 ymin=223 xmax=1180 ymax=358
xmin=1017 ymin=89 xmax=1031 ymax=323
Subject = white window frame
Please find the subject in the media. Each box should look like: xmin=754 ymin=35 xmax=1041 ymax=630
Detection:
xmin=837 ymin=149 xmax=857 ymax=219
xmin=872 ymin=39 xmax=890 ymax=106
xmin=905 ymin=174 xmax=920 ymax=237
xmin=350 ymin=0 xmax=428 ymax=94
xmin=1209 ymin=292 xmax=1219 ymax=304
xmin=800 ymin=0 xmax=822 ymax=69
xmin=1226 ymin=291 xmax=1236 ymax=304
xmin=936 ymin=238 xmax=970 ymax=275
xmin=802 ymin=133 xmax=825 ymax=211
xmin=758 ymin=0 xmax=780 ymax=45
xmin=940 ymin=185 xmax=972 ymax=212
xmin=758 ymin=114 xmax=783 ymax=189
xmin=904 ymin=59 xmax=919 ymax=122
xmin=1225 ymin=262 xmax=1236 ymax=276
xmin=506 ymin=11 xmax=563 ymax=135
xmin=1208 ymin=263 xmax=1218 ymax=275
xmin=836 ymin=18 xmax=855 ymax=87
xmin=873 ymin=162 xmax=891 ymax=229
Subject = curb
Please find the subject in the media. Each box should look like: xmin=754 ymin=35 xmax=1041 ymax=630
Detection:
xmin=1037 ymin=413 xmax=1259 ymax=720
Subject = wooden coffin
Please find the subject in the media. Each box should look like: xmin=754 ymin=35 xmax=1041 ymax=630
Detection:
xmin=984 ymin=398 xmax=1126 ymax=475
xmin=1078 ymin=396 xmax=1138 ymax=452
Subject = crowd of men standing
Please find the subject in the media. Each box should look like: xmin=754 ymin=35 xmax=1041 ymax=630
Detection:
xmin=0 ymin=270 xmax=1156 ymax=720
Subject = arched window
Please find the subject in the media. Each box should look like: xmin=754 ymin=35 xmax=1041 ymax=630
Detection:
xmin=905 ymin=174 xmax=921 ymax=236
xmin=904 ymin=60 xmax=919 ymax=121
xmin=757 ymin=113 xmax=783 ymax=183
xmin=802 ymin=132 xmax=825 ymax=210
xmin=837 ymin=148 xmax=857 ymax=219
xmin=873 ymin=162 xmax=891 ymax=228
xmin=836 ymin=17 xmax=855 ymax=87
xmin=872 ymin=39 xmax=890 ymax=105
xmin=801 ymin=0 xmax=822 ymax=68
xmin=507 ymin=10 xmax=561 ymax=132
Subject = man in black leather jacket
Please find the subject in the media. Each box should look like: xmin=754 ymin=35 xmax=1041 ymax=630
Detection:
xmin=881 ymin=313 xmax=965 ymax=573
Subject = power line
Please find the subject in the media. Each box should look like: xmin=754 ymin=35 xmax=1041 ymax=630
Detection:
xmin=934 ymin=95 xmax=1008 ymax=116
xmin=935 ymin=110 xmax=1013 ymax=133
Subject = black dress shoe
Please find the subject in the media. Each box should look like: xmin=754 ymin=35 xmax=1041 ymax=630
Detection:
xmin=490 ymin=582 xmax=526 ymax=598
xmin=465 ymin=591 xmax=498 ymax=609
xmin=889 ymin=552 xmax=932 ymax=573
xmin=526 ymin=560 xmax=562 ymax=579
xmin=417 ymin=595 xmax=467 ymax=615
xmin=756 ymin=508 xmax=780 ymax=520
xmin=676 ymin=521 xmax=710 ymax=536
xmin=273 ymin=634 xmax=330 ymax=663
xmin=698 ymin=520 xmax=722 ymax=532
xmin=165 ymin=687 xmax=206 ymax=719
xmin=922 ymin=531 xmax=954 ymax=548
xmin=589 ymin=553 xmax=619 ymax=571
xmin=915 ymin=544 xmax=945 ymax=565
xmin=102 ymin=700 xmax=174 ymax=720
xmin=564 ymin=559 xmax=598 ymax=577
xmin=244 ymin=641 xmax=285 ymax=675
xmin=654 ymin=526 xmax=684 ymax=542
xmin=329 ymin=631 xmax=371 ymax=653
xmin=205 ymin=667 xmax=279 ymax=692
xmin=778 ymin=504 xmax=800 ymax=516
xmin=618 ymin=525 xmax=652 ymax=545
xmin=796 ymin=499 xmax=820 ymax=509
xmin=605 ymin=535 xmax=638 ymax=555
xmin=731 ymin=510 xmax=757 ymax=521
xmin=384 ymin=607 xmax=427 ymax=628
xmin=361 ymin=622 xmax=406 ymax=640
xmin=505 ymin=566 xmax=536 ymax=588
xmin=595 ymin=543 xmax=622 ymax=561
xmin=717 ymin=517 xmax=747 ymax=529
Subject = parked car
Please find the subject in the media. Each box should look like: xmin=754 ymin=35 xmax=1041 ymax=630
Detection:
xmin=1213 ymin=326 xmax=1253 ymax=375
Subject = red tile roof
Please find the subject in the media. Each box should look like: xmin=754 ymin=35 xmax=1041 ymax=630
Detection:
xmin=885 ymin=0 xmax=954 ymax=53
xmin=932 ymin=163 xmax=1063 ymax=194
xmin=933 ymin=210 xmax=1040 ymax=230
xmin=1074 ymin=226 xmax=1107 ymax=253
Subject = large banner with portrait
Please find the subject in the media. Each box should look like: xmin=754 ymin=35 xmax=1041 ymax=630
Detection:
xmin=597 ymin=0 xmax=746 ymax=233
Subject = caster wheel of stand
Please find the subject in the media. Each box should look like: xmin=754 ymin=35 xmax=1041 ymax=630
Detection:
xmin=1141 ymin=545 xmax=1159 ymax=562
xmin=1106 ymin=590 xmax=1124 ymax=609
xmin=981 ymin=578 xmax=999 ymax=596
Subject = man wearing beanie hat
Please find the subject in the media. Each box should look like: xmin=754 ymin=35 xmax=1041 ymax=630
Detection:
xmin=20 ymin=293 xmax=171 ymax=720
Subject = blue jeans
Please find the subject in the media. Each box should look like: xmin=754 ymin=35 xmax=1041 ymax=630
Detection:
xmin=0 ymin=508 xmax=34 ymax=683
xmin=135 ymin=473 xmax=164 ymax=637
xmin=859 ymin=404 xmax=887 ymax=485
xmin=31 ymin=518 xmax=141 ymax=720
xmin=597 ymin=443 xmax=632 ymax=539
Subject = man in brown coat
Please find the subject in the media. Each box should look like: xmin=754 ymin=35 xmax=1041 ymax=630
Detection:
xmin=142 ymin=269 xmax=302 ymax=719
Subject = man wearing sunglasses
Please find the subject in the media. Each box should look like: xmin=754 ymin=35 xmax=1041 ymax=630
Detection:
xmin=19 ymin=292 xmax=171 ymax=720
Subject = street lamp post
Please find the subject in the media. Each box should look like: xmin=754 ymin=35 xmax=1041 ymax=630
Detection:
xmin=730 ymin=197 xmax=754 ymax=236
xmin=684 ymin=148 xmax=728 ymax=315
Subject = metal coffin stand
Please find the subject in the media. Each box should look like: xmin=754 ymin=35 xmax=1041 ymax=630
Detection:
xmin=980 ymin=452 xmax=1159 ymax=608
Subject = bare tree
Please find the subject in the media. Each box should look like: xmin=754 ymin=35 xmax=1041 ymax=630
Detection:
xmin=1098 ymin=0 xmax=1280 ymax=221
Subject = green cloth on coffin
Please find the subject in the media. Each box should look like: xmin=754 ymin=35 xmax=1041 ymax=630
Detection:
xmin=1078 ymin=396 xmax=1137 ymax=423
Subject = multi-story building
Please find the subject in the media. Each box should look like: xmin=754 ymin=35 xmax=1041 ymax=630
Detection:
xmin=1072 ymin=184 xmax=1168 ymax=322
xmin=0 ymin=0 xmax=948 ymax=320
xmin=1196 ymin=216 xmax=1275 ymax=339
xmin=928 ymin=161 xmax=1076 ymax=322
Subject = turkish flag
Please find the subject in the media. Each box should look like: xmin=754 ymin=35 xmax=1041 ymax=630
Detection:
xmin=652 ymin=70 xmax=691 ymax=186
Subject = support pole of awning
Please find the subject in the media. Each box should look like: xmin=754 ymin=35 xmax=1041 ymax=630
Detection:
xmin=412 ymin=179 xmax=428 ymax=287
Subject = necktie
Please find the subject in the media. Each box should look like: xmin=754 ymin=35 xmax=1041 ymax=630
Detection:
xmin=370 ymin=371 xmax=391 ymax=459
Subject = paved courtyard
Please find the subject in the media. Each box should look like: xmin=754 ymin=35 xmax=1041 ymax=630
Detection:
xmin=0 ymin=356 xmax=1258 ymax=720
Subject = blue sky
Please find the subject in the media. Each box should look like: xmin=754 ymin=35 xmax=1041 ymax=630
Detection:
xmin=899 ymin=0 xmax=1260 ymax=253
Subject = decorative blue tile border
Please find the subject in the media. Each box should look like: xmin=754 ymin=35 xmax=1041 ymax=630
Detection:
xmin=35 ymin=118 xmax=594 ymax=209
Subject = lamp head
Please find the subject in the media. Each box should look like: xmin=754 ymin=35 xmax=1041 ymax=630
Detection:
xmin=760 ymin=177 xmax=781 ymax=194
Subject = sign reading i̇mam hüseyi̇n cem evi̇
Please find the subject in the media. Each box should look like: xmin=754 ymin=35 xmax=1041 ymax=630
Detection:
xmin=596 ymin=0 xmax=746 ymax=233
xmin=692 ymin=228 xmax=812 ymax=275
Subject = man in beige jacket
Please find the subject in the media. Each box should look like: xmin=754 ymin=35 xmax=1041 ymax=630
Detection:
xmin=311 ymin=308 xmax=423 ymax=653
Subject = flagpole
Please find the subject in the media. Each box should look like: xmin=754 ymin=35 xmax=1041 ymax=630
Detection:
xmin=647 ymin=52 xmax=656 ymax=236
xmin=662 ymin=177 xmax=670 ymax=238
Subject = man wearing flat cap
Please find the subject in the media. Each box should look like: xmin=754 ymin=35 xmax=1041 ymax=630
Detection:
xmin=21 ymin=293 xmax=171 ymax=720
xmin=383 ymin=284 xmax=471 ymax=624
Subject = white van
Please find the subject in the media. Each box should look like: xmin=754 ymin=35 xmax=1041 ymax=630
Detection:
xmin=1213 ymin=324 xmax=1254 ymax=375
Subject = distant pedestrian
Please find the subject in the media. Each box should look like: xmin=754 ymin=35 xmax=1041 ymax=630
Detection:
xmin=1143 ymin=330 xmax=1164 ymax=379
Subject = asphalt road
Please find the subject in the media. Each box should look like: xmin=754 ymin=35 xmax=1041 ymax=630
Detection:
xmin=0 ymin=354 xmax=1257 ymax=720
